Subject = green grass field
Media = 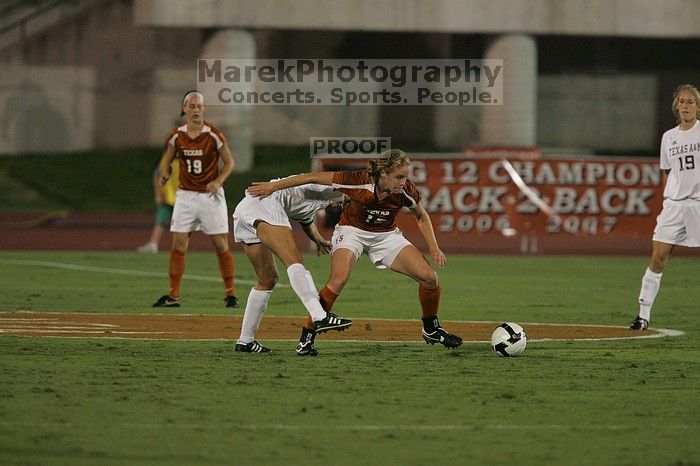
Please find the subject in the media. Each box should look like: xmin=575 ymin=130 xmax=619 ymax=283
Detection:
xmin=0 ymin=251 xmax=698 ymax=465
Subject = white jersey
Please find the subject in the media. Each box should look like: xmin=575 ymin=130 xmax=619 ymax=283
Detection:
xmin=659 ymin=120 xmax=700 ymax=200
xmin=272 ymin=179 xmax=341 ymax=225
xmin=232 ymin=179 xmax=340 ymax=244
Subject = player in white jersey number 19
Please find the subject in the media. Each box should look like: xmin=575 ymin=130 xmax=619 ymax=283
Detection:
xmin=631 ymin=84 xmax=700 ymax=330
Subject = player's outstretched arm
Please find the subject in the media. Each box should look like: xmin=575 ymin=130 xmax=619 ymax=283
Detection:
xmin=411 ymin=203 xmax=446 ymax=268
xmin=247 ymin=172 xmax=335 ymax=198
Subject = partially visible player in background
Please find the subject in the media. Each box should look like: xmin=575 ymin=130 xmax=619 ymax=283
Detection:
xmin=137 ymin=154 xmax=179 ymax=253
xmin=631 ymin=84 xmax=700 ymax=330
xmin=248 ymin=149 xmax=463 ymax=355
xmin=152 ymin=90 xmax=239 ymax=308
xmin=232 ymin=181 xmax=351 ymax=354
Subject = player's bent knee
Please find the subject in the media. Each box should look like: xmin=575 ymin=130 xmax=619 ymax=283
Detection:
xmin=650 ymin=258 xmax=667 ymax=273
xmin=172 ymin=245 xmax=188 ymax=254
xmin=420 ymin=270 xmax=439 ymax=289
xmin=259 ymin=274 xmax=279 ymax=289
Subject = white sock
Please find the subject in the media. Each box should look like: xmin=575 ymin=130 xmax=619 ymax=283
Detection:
xmin=237 ymin=288 xmax=272 ymax=344
xmin=638 ymin=267 xmax=662 ymax=321
xmin=286 ymin=263 xmax=326 ymax=321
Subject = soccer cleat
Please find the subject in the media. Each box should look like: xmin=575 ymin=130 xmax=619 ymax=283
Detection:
xmin=296 ymin=327 xmax=318 ymax=356
xmin=152 ymin=295 xmax=180 ymax=307
xmin=296 ymin=340 xmax=318 ymax=356
xmin=629 ymin=316 xmax=649 ymax=330
xmin=422 ymin=327 xmax=463 ymax=348
xmin=224 ymin=296 xmax=239 ymax=308
xmin=235 ymin=340 xmax=271 ymax=353
xmin=313 ymin=313 xmax=352 ymax=334
xmin=136 ymin=242 xmax=158 ymax=253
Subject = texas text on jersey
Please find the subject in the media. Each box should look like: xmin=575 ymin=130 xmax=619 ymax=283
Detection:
xmin=331 ymin=171 xmax=420 ymax=232
xmin=166 ymin=121 xmax=227 ymax=192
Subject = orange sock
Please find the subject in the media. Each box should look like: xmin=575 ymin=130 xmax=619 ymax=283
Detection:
xmin=168 ymin=249 xmax=186 ymax=298
xmin=304 ymin=316 xmax=314 ymax=330
xmin=319 ymin=286 xmax=338 ymax=312
xmin=217 ymin=249 xmax=236 ymax=297
xmin=304 ymin=286 xmax=338 ymax=330
xmin=418 ymin=284 xmax=441 ymax=318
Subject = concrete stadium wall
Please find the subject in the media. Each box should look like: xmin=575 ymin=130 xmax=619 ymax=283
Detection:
xmin=0 ymin=66 xmax=96 ymax=154
xmin=538 ymin=74 xmax=657 ymax=153
xmin=2 ymin=0 xmax=699 ymax=157
xmin=134 ymin=0 xmax=700 ymax=38
xmin=0 ymin=1 xmax=204 ymax=152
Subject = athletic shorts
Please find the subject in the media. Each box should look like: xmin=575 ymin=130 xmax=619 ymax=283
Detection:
xmin=232 ymin=195 xmax=292 ymax=244
xmin=155 ymin=204 xmax=173 ymax=226
xmin=331 ymin=224 xmax=411 ymax=269
xmin=170 ymin=188 xmax=229 ymax=235
xmin=652 ymin=198 xmax=700 ymax=247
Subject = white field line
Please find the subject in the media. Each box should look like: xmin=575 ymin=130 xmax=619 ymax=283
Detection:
xmin=0 ymin=334 xmax=684 ymax=343
xmin=231 ymin=423 xmax=693 ymax=432
xmin=0 ymin=325 xmax=114 ymax=330
xmin=0 ymin=329 xmax=172 ymax=335
xmin=262 ymin=328 xmax=684 ymax=343
xmin=0 ymin=318 xmax=60 ymax=322
xmin=1 ymin=421 xmax=691 ymax=431
xmin=0 ymin=311 xmax=685 ymax=342
xmin=0 ymin=258 xmax=287 ymax=287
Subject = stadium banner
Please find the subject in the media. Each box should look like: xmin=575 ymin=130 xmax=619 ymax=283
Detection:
xmin=314 ymin=153 xmax=663 ymax=254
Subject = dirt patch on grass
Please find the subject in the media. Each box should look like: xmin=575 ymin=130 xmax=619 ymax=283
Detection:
xmin=0 ymin=312 xmax=663 ymax=342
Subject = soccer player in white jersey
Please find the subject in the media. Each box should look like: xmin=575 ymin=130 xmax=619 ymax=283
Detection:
xmin=231 ymin=180 xmax=351 ymax=353
xmin=631 ymin=84 xmax=700 ymax=330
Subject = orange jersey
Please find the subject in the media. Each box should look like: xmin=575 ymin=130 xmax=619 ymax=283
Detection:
xmin=331 ymin=171 xmax=421 ymax=232
xmin=166 ymin=121 xmax=227 ymax=192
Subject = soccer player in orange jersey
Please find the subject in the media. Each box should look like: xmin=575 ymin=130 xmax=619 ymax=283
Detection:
xmin=247 ymin=149 xmax=463 ymax=355
xmin=152 ymin=90 xmax=238 ymax=308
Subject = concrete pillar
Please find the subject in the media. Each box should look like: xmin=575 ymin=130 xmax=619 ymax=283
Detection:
xmin=480 ymin=34 xmax=537 ymax=147
xmin=200 ymin=30 xmax=255 ymax=172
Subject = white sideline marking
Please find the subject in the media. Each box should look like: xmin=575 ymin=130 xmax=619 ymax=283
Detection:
xmin=234 ymin=423 xmax=692 ymax=432
xmin=0 ymin=258 xmax=288 ymax=287
xmin=0 ymin=318 xmax=58 ymax=322
xmin=531 ymin=327 xmax=684 ymax=341
xmin=0 ymin=325 xmax=113 ymax=330
xmin=0 ymin=312 xmax=685 ymax=342
xmin=2 ymin=421 xmax=692 ymax=431
xmin=93 ymin=423 xmax=691 ymax=431
xmin=0 ymin=311 xmax=685 ymax=344
xmin=0 ymin=329 xmax=171 ymax=335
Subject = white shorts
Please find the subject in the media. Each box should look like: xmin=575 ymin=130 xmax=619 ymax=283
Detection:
xmin=331 ymin=225 xmax=411 ymax=269
xmin=170 ymin=188 xmax=229 ymax=235
xmin=652 ymin=198 xmax=700 ymax=247
xmin=232 ymin=195 xmax=292 ymax=244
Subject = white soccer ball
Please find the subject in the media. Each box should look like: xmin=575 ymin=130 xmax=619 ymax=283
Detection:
xmin=491 ymin=322 xmax=527 ymax=357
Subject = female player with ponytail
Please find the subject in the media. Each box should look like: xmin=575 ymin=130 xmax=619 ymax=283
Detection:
xmin=247 ymin=149 xmax=463 ymax=355
xmin=151 ymin=90 xmax=239 ymax=309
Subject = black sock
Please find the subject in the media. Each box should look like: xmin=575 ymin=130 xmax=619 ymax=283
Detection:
xmin=299 ymin=326 xmax=316 ymax=343
xmin=422 ymin=316 xmax=440 ymax=332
